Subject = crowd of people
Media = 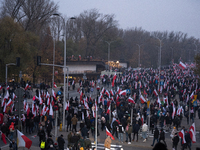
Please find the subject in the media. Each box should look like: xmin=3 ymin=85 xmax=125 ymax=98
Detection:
xmin=0 ymin=63 xmax=200 ymax=150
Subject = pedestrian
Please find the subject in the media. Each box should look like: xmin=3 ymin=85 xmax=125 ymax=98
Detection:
xmin=132 ymin=121 xmax=140 ymax=142
xmin=78 ymin=136 xmax=85 ymax=149
xmin=170 ymin=126 xmax=177 ymax=139
xmin=9 ymin=139 xmax=18 ymax=150
xmin=104 ymin=136 xmax=112 ymax=150
xmin=151 ymin=127 xmax=159 ymax=146
xmin=81 ymin=125 xmax=88 ymax=139
xmin=142 ymin=121 xmax=148 ymax=142
xmin=153 ymin=142 xmax=167 ymax=150
xmin=57 ymin=134 xmax=65 ymax=150
xmin=159 ymin=128 xmax=167 ymax=147
xmin=66 ymin=114 xmax=72 ymax=132
xmin=172 ymin=132 xmax=179 ymax=150
xmin=46 ymin=135 xmax=54 ymax=149
xmin=38 ymin=125 xmax=46 ymax=145
xmin=9 ymin=122 xmax=15 ymax=140
xmin=126 ymin=123 xmax=132 ymax=144
xmin=84 ymin=137 xmax=92 ymax=150
xmin=118 ymin=122 xmax=124 ymax=143
xmin=101 ymin=116 xmax=106 ymax=131
xmin=71 ymin=115 xmax=78 ymax=132
xmin=46 ymin=120 xmax=52 ymax=137
xmin=47 ymin=144 xmax=55 ymax=150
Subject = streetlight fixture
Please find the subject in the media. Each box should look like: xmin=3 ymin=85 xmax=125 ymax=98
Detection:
xmin=136 ymin=44 xmax=143 ymax=68
xmin=53 ymin=13 xmax=75 ymax=131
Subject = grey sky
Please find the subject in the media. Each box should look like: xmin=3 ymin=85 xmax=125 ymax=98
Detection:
xmin=53 ymin=0 xmax=200 ymax=39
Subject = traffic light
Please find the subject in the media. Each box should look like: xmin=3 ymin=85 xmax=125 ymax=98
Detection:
xmin=37 ymin=56 xmax=41 ymax=66
xmin=16 ymin=57 xmax=20 ymax=67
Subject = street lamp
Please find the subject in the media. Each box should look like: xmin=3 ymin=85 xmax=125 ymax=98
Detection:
xmin=193 ymin=41 xmax=198 ymax=56
xmin=152 ymin=35 xmax=165 ymax=91
xmin=105 ymin=41 xmax=115 ymax=73
xmin=53 ymin=13 xmax=75 ymax=131
xmin=136 ymin=44 xmax=143 ymax=68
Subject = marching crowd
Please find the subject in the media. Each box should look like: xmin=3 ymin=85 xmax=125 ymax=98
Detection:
xmin=0 ymin=63 xmax=200 ymax=150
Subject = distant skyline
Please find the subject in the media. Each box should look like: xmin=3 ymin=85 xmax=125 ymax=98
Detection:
xmin=53 ymin=0 xmax=200 ymax=39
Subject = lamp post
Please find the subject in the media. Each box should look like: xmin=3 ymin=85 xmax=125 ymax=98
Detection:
xmin=152 ymin=35 xmax=165 ymax=91
xmin=105 ymin=41 xmax=114 ymax=72
xmin=193 ymin=41 xmax=198 ymax=56
xmin=136 ymin=44 xmax=143 ymax=68
xmin=53 ymin=13 xmax=75 ymax=131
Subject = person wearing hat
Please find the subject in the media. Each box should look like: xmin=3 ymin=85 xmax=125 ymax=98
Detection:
xmin=57 ymin=134 xmax=65 ymax=150
xmin=71 ymin=115 xmax=78 ymax=132
xmin=9 ymin=139 xmax=18 ymax=150
xmin=9 ymin=122 xmax=15 ymax=140
xmin=46 ymin=135 xmax=54 ymax=149
xmin=170 ymin=127 xmax=177 ymax=139
xmin=172 ymin=132 xmax=179 ymax=150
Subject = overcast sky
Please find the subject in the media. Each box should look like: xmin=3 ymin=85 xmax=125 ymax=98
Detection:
xmin=53 ymin=0 xmax=200 ymax=39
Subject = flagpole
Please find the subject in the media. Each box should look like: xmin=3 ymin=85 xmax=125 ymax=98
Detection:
xmin=95 ymin=102 xmax=98 ymax=149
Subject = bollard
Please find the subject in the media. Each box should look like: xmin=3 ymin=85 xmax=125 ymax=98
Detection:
xmin=59 ymin=123 xmax=62 ymax=131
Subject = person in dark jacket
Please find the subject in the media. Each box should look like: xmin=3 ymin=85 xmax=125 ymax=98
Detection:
xmin=159 ymin=128 xmax=167 ymax=147
xmin=121 ymin=116 xmax=127 ymax=130
xmin=81 ymin=125 xmax=88 ymax=139
xmin=46 ymin=135 xmax=54 ymax=149
xmin=57 ymin=134 xmax=65 ymax=150
xmin=151 ymin=127 xmax=159 ymax=146
xmin=38 ymin=126 xmax=46 ymax=144
xmin=66 ymin=114 xmax=72 ymax=132
xmin=132 ymin=121 xmax=140 ymax=142
xmin=9 ymin=139 xmax=18 ymax=150
xmin=172 ymin=132 xmax=179 ymax=150
xmin=46 ymin=120 xmax=52 ymax=137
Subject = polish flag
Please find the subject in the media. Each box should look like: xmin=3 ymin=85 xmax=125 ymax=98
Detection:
xmin=52 ymin=89 xmax=57 ymax=100
xmin=86 ymin=110 xmax=90 ymax=117
xmin=116 ymin=95 xmax=119 ymax=102
xmin=80 ymin=90 xmax=83 ymax=100
xmin=47 ymin=97 xmax=50 ymax=106
xmin=39 ymin=92 xmax=43 ymax=105
xmin=11 ymin=104 xmax=15 ymax=113
xmin=6 ymin=99 xmax=13 ymax=107
xmin=53 ymin=82 xmax=57 ymax=88
xmin=105 ymin=90 xmax=110 ymax=97
xmin=32 ymin=104 xmax=36 ymax=117
xmin=190 ymin=91 xmax=194 ymax=99
xmin=143 ymin=89 xmax=147 ymax=96
xmin=140 ymin=95 xmax=146 ymax=103
xmin=128 ymin=97 xmax=135 ymax=104
xmin=3 ymin=90 xmax=9 ymax=101
xmin=72 ymin=80 xmax=75 ymax=85
xmin=119 ymin=90 xmax=126 ymax=96
xmin=179 ymin=61 xmax=186 ymax=70
xmin=135 ymin=82 xmax=138 ymax=89
xmin=1 ymin=132 xmax=7 ymax=144
xmin=65 ymin=101 xmax=70 ymax=111
xmin=13 ymin=93 xmax=17 ymax=100
xmin=49 ymin=103 xmax=53 ymax=116
xmin=110 ymin=89 xmax=114 ymax=96
xmin=106 ymin=127 xmax=115 ymax=140
xmin=0 ymin=85 xmax=2 ymax=90
xmin=1 ymin=99 xmax=5 ymax=107
xmin=153 ymin=89 xmax=158 ymax=97
xmin=24 ymin=83 xmax=29 ymax=90
xmin=189 ymin=123 xmax=196 ymax=143
xmin=46 ymin=91 xmax=50 ymax=99
xmin=101 ymin=87 xmax=105 ymax=94
xmin=17 ymin=130 xmax=32 ymax=149
xmin=164 ymin=97 xmax=169 ymax=106
xmin=79 ymin=55 xmax=81 ymax=60
xmin=92 ymin=110 xmax=96 ymax=118
xmin=106 ymin=105 xmax=110 ymax=114
xmin=3 ymin=104 xmax=6 ymax=113
xmin=6 ymin=86 xmax=9 ymax=90
xmin=117 ymin=87 xmax=121 ymax=94
xmin=23 ymin=100 xmax=26 ymax=110
xmin=41 ymin=105 xmax=46 ymax=116
xmin=26 ymin=103 xmax=30 ymax=116
xmin=112 ymin=73 xmax=117 ymax=87
xmin=157 ymin=97 xmax=161 ymax=106
xmin=141 ymin=115 xmax=144 ymax=125
xmin=179 ymin=129 xmax=186 ymax=144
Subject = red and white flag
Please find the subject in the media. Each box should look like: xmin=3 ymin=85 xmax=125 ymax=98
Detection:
xmin=106 ymin=127 xmax=115 ymax=140
xmin=6 ymin=99 xmax=13 ymax=107
xmin=39 ymin=92 xmax=43 ymax=105
xmin=17 ymin=130 xmax=32 ymax=149
xmin=82 ymin=112 xmax=84 ymax=120
xmin=128 ymin=97 xmax=135 ymax=104
xmin=172 ymin=102 xmax=176 ymax=119
xmin=179 ymin=129 xmax=186 ymax=144
xmin=153 ymin=89 xmax=158 ymax=97
xmin=13 ymin=93 xmax=17 ymax=100
xmin=119 ymin=90 xmax=126 ymax=96
xmin=53 ymin=82 xmax=57 ymax=88
xmin=47 ymin=97 xmax=50 ymax=106
xmin=101 ymin=87 xmax=105 ymax=94
xmin=179 ymin=61 xmax=186 ymax=70
xmin=140 ymin=95 xmax=146 ymax=103
xmin=26 ymin=103 xmax=30 ymax=116
xmin=0 ymin=85 xmax=2 ymax=90
xmin=105 ymin=90 xmax=110 ymax=98
xmin=52 ymin=89 xmax=57 ymax=100
xmin=110 ymin=89 xmax=114 ymax=96
xmin=25 ymin=83 xmax=29 ymax=90
xmin=189 ymin=123 xmax=196 ymax=143
xmin=32 ymin=104 xmax=36 ymax=117
xmin=65 ymin=101 xmax=70 ymax=111
xmin=6 ymin=86 xmax=9 ymax=90
xmin=190 ymin=91 xmax=194 ymax=99
xmin=106 ymin=105 xmax=110 ymax=114
xmin=80 ymin=90 xmax=83 ymax=100
xmin=112 ymin=73 xmax=117 ymax=87
xmin=157 ymin=97 xmax=161 ymax=106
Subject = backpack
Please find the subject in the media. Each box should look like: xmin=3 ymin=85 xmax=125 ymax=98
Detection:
xmin=40 ymin=141 xmax=45 ymax=149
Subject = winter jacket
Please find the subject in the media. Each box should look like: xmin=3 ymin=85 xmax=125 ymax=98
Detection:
xmin=133 ymin=123 xmax=140 ymax=133
xmin=154 ymin=128 xmax=159 ymax=139
xmin=71 ymin=117 xmax=78 ymax=125
xmin=142 ymin=123 xmax=148 ymax=132
xmin=104 ymin=136 xmax=111 ymax=149
xmin=172 ymin=135 xmax=179 ymax=145
xmin=57 ymin=136 xmax=65 ymax=149
xmin=118 ymin=124 xmax=124 ymax=133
